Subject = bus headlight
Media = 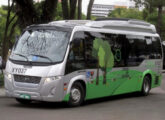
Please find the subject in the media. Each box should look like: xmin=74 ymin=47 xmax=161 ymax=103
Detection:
xmin=5 ymin=73 xmax=12 ymax=82
xmin=44 ymin=76 xmax=62 ymax=84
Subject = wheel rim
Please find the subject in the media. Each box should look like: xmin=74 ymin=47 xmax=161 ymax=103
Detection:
xmin=144 ymin=80 xmax=150 ymax=93
xmin=71 ymin=88 xmax=81 ymax=103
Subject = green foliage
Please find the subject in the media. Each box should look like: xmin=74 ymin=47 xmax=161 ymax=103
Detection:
xmin=145 ymin=9 xmax=158 ymax=25
xmin=99 ymin=41 xmax=114 ymax=70
xmin=0 ymin=8 xmax=6 ymax=50
xmin=92 ymin=38 xmax=102 ymax=58
xmin=93 ymin=38 xmax=103 ymax=51
xmin=109 ymin=7 xmax=165 ymax=40
xmin=35 ymin=2 xmax=86 ymax=21
xmin=0 ymin=7 xmax=20 ymax=54
xmin=54 ymin=3 xmax=63 ymax=20
xmin=133 ymin=0 xmax=165 ymax=39
xmin=92 ymin=38 xmax=114 ymax=84
xmin=98 ymin=46 xmax=105 ymax=68
xmin=34 ymin=1 xmax=63 ymax=21
xmin=0 ymin=73 xmax=4 ymax=87
xmin=143 ymin=9 xmax=165 ymax=40
xmin=134 ymin=0 xmax=165 ymax=9
xmin=93 ymin=38 xmax=114 ymax=70
xmin=91 ymin=15 xmax=97 ymax=20
xmin=109 ymin=8 xmax=143 ymax=20
xmin=104 ymin=41 xmax=114 ymax=69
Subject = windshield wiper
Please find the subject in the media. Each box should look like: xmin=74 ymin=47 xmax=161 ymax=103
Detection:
xmin=29 ymin=54 xmax=53 ymax=63
xmin=14 ymin=53 xmax=29 ymax=62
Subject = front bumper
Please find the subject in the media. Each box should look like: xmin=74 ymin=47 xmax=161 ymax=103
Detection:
xmin=5 ymin=75 xmax=65 ymax=102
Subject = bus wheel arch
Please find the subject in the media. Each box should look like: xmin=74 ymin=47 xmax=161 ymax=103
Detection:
xmin=68 ymin=80 xmax=86 ymax=107
xmin=145 ymin=74 xmax=152 ymax=85
xmin=142 ymin=73 xmax=152 ymax=87
xmin=75 ymin=80 xmax=86 ymax=96
xmin=141 ymin=74 xmax=152 ymax=96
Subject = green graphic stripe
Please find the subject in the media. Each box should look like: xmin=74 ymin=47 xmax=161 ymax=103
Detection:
xmin=86 ymin=69 xmax=161 ymax=100
xmin=63 ymin=69 xmax=161 ymax=101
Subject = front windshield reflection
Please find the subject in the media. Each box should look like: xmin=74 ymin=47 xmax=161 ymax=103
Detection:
xmin=10 ymin=29 xmax=70 ymax=63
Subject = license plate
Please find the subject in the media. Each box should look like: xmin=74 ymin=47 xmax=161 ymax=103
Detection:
xmin=20 ymin=94 xmax=31 ymax=100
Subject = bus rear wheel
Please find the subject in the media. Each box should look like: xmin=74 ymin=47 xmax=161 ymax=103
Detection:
xmin=68 ymin=82 xmax=85 ymax=107
xmin=16 ymin=98 xmax=32 ymax=105
xmin=141 ymin=76 xmax=151 ymax=96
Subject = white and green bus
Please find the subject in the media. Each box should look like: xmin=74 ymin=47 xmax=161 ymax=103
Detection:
xmin=3 ymin=19 xmax=163 ymax=106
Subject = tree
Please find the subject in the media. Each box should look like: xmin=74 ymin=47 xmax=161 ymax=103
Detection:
xmin=69 ymin=0 xmax=78 ymax=19
xmin=41 ymin=0 xmax=58 ymax=23
xmin=133 ymin=0 xmax=165 ymax=37
xmin=98 ymin=41 xmax=114 ymax=84
xmin=78 ymin=0 xmax=82 ymax=19
xmin=1 ymin=0 xmax=61 ymax=62
xmin=61 ymin=0 xmax=82 ymax=20
xmin=109 ymin=8 xmax=143 ymax=20
xmin=14 ymin=0 xmax=58 ymax=29
xmin=55 ymin=2 xmax=64 ymax=20
xmin=109 ymin=7 xmax=165 ymax=40
xmin=153 ymin=0 xmax=165 ymax=36
xmin=61 ymin=0 xmax=69 ymax=19
xmin=87 ymin=0 xmax=94 ymax=20
xmin=92 ymin=38 xmax=102 ymax=85
xmin=134 ymin=0 xmax=154 ymax=13
xmin=14 ymin=0 xmax=39 ymax=29
xmin=15 ymin=0 xmax=84 ymax=26
xmin=0 ymin=8 xmax=7 ymax=50
xmin=92 ymin=38 xmax=114 ymax=85
xmin=2 ymin=0 xmax=19 ymax=62
xmin=0 ymin=7 xmax=20 ymax=49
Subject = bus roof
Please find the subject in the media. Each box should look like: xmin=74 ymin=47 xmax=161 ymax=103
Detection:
xmin=28 ymin=18 xmax=157 ymax=34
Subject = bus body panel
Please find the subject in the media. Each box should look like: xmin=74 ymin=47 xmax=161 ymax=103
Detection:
xmin=62 ymin=58 xmax=162 ymax=101
xmin=62 ymin=27 xmax=163 ymax=101
xmin=4 ymin=20 xmax=163 ymax=103
xmin=5 ymin=60 xmax=66 ymax=102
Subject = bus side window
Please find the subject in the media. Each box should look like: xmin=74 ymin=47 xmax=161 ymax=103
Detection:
xmin=84 ymin=32 xmax=101 ymax=68
xmin=65 ymin=32 xmax=86 ymax=74
xmin=104 ymin=33 xmax=126 ymax=67
xmin=126 ymin=35 xmax=147 ymax=66
xmin=145 ymin=37 xmax=154 ymax=59
xmin=152 ymin=37 xmax=162 ymax=59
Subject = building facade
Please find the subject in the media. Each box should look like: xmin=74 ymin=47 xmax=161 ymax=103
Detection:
xmin=91 ymin=0 xmax=136 ymax=17
xmin=91 ymin=4 xmax=115 ymax=17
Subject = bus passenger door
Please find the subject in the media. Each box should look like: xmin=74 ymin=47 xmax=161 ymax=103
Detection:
xmin=110 ymin=35 xmax=138 ymax=95
xmin=65 ymin=31 xmax=86 ymax=84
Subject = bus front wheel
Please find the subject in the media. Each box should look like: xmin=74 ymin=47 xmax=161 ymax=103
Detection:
xmin=141 ymin=76 xmax=151 ymax=96
xmin=68 ymin=82 xmax=85 ymax=107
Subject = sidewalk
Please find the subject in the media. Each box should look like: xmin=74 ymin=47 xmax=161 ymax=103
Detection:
xmin=0 ymin=87 xmax=5 ymax=97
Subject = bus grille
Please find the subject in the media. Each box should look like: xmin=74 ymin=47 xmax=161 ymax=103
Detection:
xmin=14 ymin=75 xmax=41 ymax=84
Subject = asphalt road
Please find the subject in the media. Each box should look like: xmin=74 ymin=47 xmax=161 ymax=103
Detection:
xmin=0 ymin=75 xmax=165 ymax=120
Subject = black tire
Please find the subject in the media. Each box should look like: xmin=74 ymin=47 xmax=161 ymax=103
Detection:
xmin=16 ymin=98 xmax=32 ymax=105
xmin=68 ymin=82 xmax=85 ymax=107
xmin=141 ymin=76 xmax=151 ymax=96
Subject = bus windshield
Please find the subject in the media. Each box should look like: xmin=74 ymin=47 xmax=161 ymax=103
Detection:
xmin=10 ymin=29 xmax=70 ymax=64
